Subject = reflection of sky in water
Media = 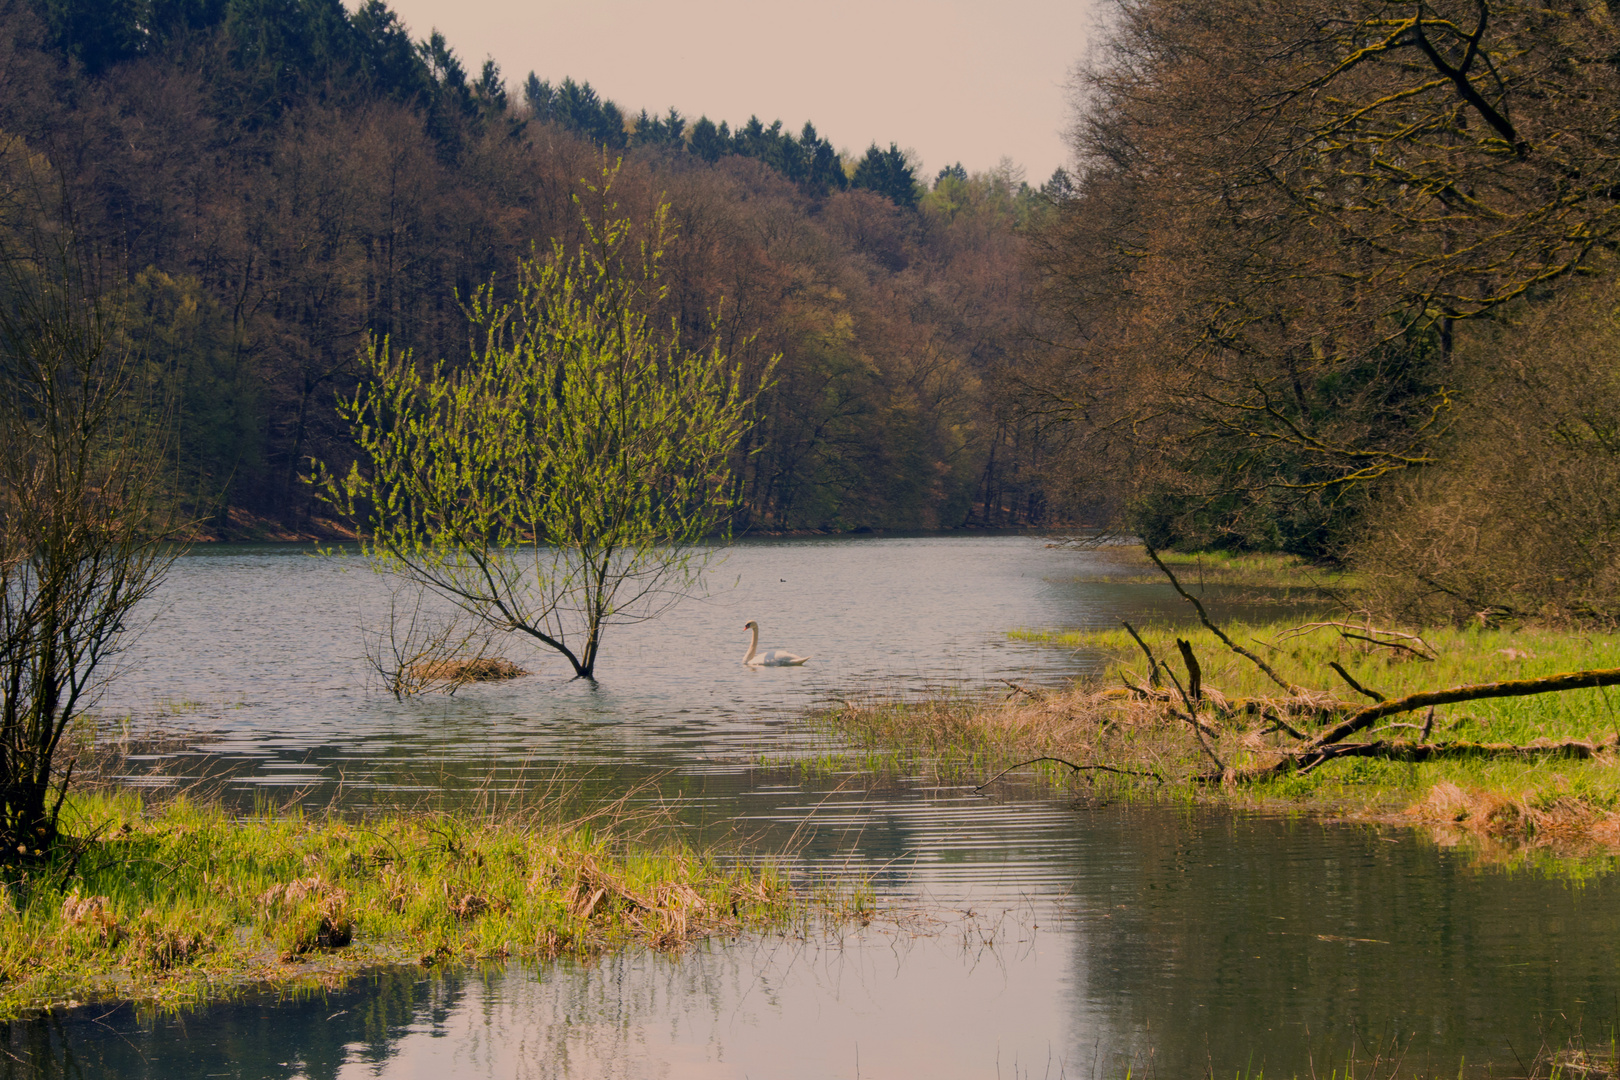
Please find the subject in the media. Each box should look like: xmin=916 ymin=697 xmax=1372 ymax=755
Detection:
xmin=22 ymin=810 xmax=1620 ymax=1079
xmin=96 ymin=535 xmax=1215 ymax=803
xmin=26 ymin=538 xmax=1610 ymax=1078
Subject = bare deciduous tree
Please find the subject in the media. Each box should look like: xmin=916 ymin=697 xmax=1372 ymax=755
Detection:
xmin=1032 ymin=0 xmax=1620 ymax=553
xmin=0 ymin=146 xmax=182 ymax=867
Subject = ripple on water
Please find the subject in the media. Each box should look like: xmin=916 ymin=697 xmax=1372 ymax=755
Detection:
xmin=25 ymin=537 xmax=1608 ymax=1078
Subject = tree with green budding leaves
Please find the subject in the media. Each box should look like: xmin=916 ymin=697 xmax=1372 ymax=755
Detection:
xmin=316 ymin=163 xmax=773 ymax=681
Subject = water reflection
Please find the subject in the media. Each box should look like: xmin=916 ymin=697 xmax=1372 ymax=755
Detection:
xmin=95 ymin=535 xmax=1208 ymax=810
xmin=12 ymin=536 xmax=1604 ymax=1077
xmin=11 ymin=808 xmax=1619 ymax=1079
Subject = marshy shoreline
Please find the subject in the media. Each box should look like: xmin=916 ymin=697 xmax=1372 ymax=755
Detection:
xmin=0 ymin=792 xmax=806 ymax=1022
xmin=824 ymin=547 xmax=1620 ymax=862
xmin=11 ymin=543 xmax=1620 ymax=1044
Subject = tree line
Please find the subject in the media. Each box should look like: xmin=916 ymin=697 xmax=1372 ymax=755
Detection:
xmin=1029 ymin=0 xmax=1620 ymax=622
xmin=2 ymin=0 xmax=1068 ymax=536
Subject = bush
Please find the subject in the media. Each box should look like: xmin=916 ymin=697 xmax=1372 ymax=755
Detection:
xmin=1353 ymin=276 xmax=1620 ymax=625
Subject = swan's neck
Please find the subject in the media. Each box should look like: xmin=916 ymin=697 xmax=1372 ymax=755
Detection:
xmin=744 ymin=624 xmax=759 ymax=663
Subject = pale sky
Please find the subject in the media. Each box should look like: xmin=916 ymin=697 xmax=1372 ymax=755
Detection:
xmin=373 ymin=0 xmax=1096 ymax=183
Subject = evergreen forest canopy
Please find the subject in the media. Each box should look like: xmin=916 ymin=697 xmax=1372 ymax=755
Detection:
xmin=1032 ymin=0 xmax=1620 ymax=623
xmin=3 ymin=0 xmax=1073 ymax=536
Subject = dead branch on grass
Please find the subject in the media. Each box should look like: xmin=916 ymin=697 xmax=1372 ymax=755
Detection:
xmin=1122 ymin=622 xmax=1163 ymax=688
xmin=975 ymin=756 xmax=1164 ymax=790
xmin=1274 ymin=620 xmax=1438 ymax=662
xmin=1144 ymin=545 xmax=1299 ymax=693
xmin=1100 ymin=554 xmax=1620 ymax=786
xmin=1201 ymin=658 xmax=1620 ymax=783
xmin=998 ymin=679 xmax=1046 ymax=700
xmin=1328 ymin=661 xmax=1385 ymax=702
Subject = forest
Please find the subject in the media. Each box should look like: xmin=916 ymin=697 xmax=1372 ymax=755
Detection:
xmin=1032 ymin=0 xmax=1620 ymax=623
xmin=10 ymin=0 xmax=1612 ymax=624
xmin=0 ymin=0 xmax=1068 ymax=537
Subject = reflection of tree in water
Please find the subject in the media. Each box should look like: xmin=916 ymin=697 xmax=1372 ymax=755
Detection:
xmin=1059 ymin=812 xmax=1620 ymax=1077
xmin=17 ymin=810 xmax=1620 ymax=1077
xmin=0 ymin=968 xmax=461 ymax=1080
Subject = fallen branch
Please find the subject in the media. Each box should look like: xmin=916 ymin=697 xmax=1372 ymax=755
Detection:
xmin=1122 ymin=621 xmax=1162 ymax=688
xmin=1259 ymin=706 xmax=1307 ymax=740
xmin=1197 ymin=736 xmax=1618 ymax=783
xmin=1144 ymin=545 xmax=1299 ymax=694
xmin=1328 ymin=662 xmax=1385 ymax=703
xmin=1301 ymin=736 xmax=1614 ymax=766
xmin=999 ymin=679 xmax=1046 ymax=700
xmin=1309 ymin=667 xmax=1620 ymax=750
xmin=976 ymin=756 xmax=1164 ymax=790
xmin=1121 ymin=673 xmax=1173 ymax=701
xmin=1340 ymin=631 xmax=1434 ymax=660
xmin=1276 ymin=620 xmax=1437 ymax=661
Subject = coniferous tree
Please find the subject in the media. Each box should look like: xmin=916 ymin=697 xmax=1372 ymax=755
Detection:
xmin=524 ymin=72 xmax=554 ymax=117
xmin=853 ymin=143 xmax=919 ymax=209
xmin=351 ymin=1 xmax=432 ymax=102
xmin=34 ymin=0 xmax=144 ymax=72
xmin=473 ymin=57 xmax=506 ymax=113
xmin=1038 ymin=166 xmax=1074 ymax=203
xmin=689 ymin=116 xmax=727 ymax=162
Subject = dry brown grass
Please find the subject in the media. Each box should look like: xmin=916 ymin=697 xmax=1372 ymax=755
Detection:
xmin=828 ymin=683 xmax=1328 ymax=788
xmin=406 ymin=657 xmax=528 ymax=685
xmin=1407 ymin=780 xmax=1620 ymax=855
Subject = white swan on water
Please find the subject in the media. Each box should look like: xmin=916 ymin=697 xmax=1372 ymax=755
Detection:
xmin=742 ymin=620 xmax=811 ymax=667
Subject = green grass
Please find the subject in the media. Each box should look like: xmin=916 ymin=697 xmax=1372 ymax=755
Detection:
xmin=1014 ymin=620 xmax=1620 ymax=743
xmin=0 ymin=792 xmax=797 ymax=1019
xmin=1024 ymin=619 xmax=1620 ymax=818
xmin=1080 ymin=547 xmax=1360 ymax=594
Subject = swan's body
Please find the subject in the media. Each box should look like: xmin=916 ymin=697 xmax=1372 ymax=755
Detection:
xmin=742 ymin=620 xmax=810 ymax=666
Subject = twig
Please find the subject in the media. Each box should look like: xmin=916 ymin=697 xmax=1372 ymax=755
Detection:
xmin=975 ymin=756 xmax=1163 ymax=790
xmin=999 ymin=679 xmax=1045 ymax=700
xmin=1328 ymin=662 xmax=1386 ymax=702
xmin=1360 ymin=721 xmax=1425 ymax=739
xmin=1275 ymin=620 xmax=1436 ymax=659
xmin=1121 ymin=671 xmax=1170 ymax=700
xmin=1144 ymin=545 xmax=1297 ymax=693
xmin=1122 ymin=621 xmax=1162 ymax=688
xmin=1260 ymin=707 xmax=1307 ymax=740
xmin=1337 ymin=631 xmax=1436 ymax=661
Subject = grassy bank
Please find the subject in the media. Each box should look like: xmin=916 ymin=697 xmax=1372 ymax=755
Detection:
xmin=0 ymin=792 xmax=799 ymax=1020
xmin=1095 ymin=546 xmax=1360 ymax=595
xmin=828 ymin=549 xmax=1620 ymax=854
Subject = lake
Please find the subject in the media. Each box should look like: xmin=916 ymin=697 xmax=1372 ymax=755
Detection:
xmin=6 ymin=535 xmax=1615 ymax=1078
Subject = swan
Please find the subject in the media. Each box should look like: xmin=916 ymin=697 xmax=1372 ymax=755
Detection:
xmin=742 ymin=620 xmax=811 ymax=666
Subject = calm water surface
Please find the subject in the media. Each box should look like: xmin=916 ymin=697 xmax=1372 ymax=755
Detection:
xmin=8 ymin=536 xmax=1615 ymax=1077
